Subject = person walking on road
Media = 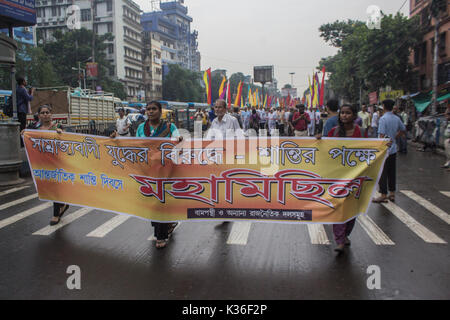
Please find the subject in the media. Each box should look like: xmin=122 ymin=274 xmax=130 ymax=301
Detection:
xmin=113 ymin=101 xmax=181 ymax=249
xmin=322 ymin=99 xmax=339 ymax=137
xmin=358 ymin=104 xmax=371 ymax=138
xmin=206 ymin=99 xmax=242 ymax=139
xmin=16 ymin=77 xmax=34 ymax=145
xmin=249 ymin=108 xmax=260 ymax=134
xmin=291 ymin=104 xmax=310 ymax=137
xmin=114 ymin=108 xmax=132 ymax=137
xmin=321 ymin=104 xmax=363 ymax=253
xmin=23 ymin=105 xmax=70 ymax=226
xmin=372 ymin=99 xmax=406 ymax=204
xmin=370 ymin=106 xmax=381 ymax=138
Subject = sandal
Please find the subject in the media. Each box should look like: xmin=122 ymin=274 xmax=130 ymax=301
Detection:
xmin=156 ymin=239 xmax=168 ymax=249
xmin=388 ymin=195 xmax=395 ymax=202
xmin=372 ymin=196 xmax=388 ymax=203
xmin=168 ymin=222 xmax=179 ymax=237
xmin=49 ymin=204 xmax=69 ymax=226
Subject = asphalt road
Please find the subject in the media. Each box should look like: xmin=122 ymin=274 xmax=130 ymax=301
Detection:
xmin=0 ymin=147 xmax=449 ymax=300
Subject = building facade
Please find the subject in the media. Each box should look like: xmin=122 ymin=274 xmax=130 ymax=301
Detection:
xmin=410 ymin=0 xmax=450 ymax=91
xmin=142 ymin=31 xmax=163 ymax=101
xmin=141 ymin=0 xmax=201 ymax=72
xmin=35 ymin=0 xmax=144 ymax=100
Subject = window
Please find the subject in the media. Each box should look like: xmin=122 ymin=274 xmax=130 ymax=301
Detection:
xmin=414 ymin=46 xmax=420 ymax=66
xmin=421 ymin=41 xmax=427 ymax=65
xmin=107 ymin=0 xmax=113 ymax=12
xmin=107 ymin=22 xmax=113 ymax=33
xmin=37 ymin=8 xmax=41 ymax=18
xmin=439 ymin=32 xmax=447 ymax=56
xmin=52 ymin=7 xmax=57 ymax=16
xmin=81 ymin=9 xmax=91 ymax=22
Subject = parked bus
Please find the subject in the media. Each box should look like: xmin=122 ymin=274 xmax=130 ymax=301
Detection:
xmin=159 ymin=101 xmax=210 ymax=131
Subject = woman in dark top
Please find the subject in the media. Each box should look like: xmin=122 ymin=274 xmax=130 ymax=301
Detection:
xmin=112 ymin=101 xmax=183 ymax=249
xmin=327 ymin=104 xmax=362 ymax=253
xmin=29 ymin=105 xmax=70 ymax=225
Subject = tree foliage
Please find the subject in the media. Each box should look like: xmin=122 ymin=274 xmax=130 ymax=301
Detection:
xmin=162 ymin=64 xmax=204 ymax=102
xmin=39 ymin=28 xmax=126 ymax=99
xmin=318 ymin=13 xmax=422 ymax=102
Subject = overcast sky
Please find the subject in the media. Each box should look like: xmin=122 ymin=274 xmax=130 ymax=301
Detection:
xmin=135 ymin=0 xmax=409 ymax=95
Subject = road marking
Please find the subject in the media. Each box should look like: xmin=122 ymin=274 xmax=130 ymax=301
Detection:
xmin=227 ymin=222 xmax=252 ymax=245
xmin=307 ymin=224 xmax=331 ymax=245
xmin=32 ymin=207 xmax=93 ymax=236
xmin=382 ymin=201 xmax=446 ymax=244
xmin=86 ymin=214 xmax=130 ymax=238
xmin=0 ymin=202 xmax=53 ymax=230
xmin=400 ymin=190 xmax=450 ymax=224
xmin=440 ymin=191 xmax=450 ymax=198
xmin=357 ymin=214 xmax=395 ymax=245
xmin=0 ymin=194 xmax=38 ymax=211
xmin=0 ymin=186 xmax=29 ymax=197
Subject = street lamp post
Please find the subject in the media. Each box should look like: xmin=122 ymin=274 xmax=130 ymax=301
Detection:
xmin=289 ymin=72 xmax=295 ymax=87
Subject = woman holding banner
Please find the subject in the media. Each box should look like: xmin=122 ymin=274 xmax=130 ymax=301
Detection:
xmin=27 ymin=105 xmax=70 ymax=226
xmin=326 ymin=104 xmax=362 ymax=253
xmin=137 ymin=101 xmax=183 ymax=249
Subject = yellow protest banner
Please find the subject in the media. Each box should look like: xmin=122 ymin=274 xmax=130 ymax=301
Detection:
xmin=23 ymin=130 xmax=389 ymax=224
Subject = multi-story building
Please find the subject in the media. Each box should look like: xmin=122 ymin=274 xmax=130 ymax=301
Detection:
xmin=142 ymin=31 xmax=163 ymax=101
xmin=410 ymin=0 xmax=450 ymax=91
xmin=141 ymin=0 xmax=201 ymax=73
xmin=35 ymin=0 xmax=144 ymax=100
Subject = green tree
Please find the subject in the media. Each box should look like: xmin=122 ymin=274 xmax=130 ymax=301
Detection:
xmin=318 ymin=14 xmax=421 ymax=102
xmin=15 ymin=43 xmax=61 ymax=87
xmin=39 ymin=28 xmax=125 ymax=98
xmin=162 ymin=64 xmax=203 ymax=102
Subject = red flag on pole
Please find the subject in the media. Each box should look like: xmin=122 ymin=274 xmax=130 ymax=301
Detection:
xmin=320 ymin=66 xmax=326 ymax=106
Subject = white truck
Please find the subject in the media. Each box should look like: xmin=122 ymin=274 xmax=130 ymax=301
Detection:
xmin=28 ymin=87 xmax=122 ymax=131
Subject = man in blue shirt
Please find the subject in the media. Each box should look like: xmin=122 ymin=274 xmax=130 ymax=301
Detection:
xmin=373 ymin=99 xmax=406 ymax=203
xmin=322 ymin=99 xmax=339 ymax=137
xmin=16 ymin=77 xmax=34 ymax=132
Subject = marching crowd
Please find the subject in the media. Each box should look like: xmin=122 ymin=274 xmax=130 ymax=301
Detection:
xmin=23 ymin=95 xmax=450 ymax=253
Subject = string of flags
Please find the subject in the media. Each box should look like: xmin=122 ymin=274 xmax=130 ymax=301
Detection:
xmin=203 ymin=66 xmax=326 ymax=109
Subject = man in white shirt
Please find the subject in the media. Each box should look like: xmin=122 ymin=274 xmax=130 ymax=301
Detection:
xmin=370 ymin=106 xmax=381 ymax=138
xmin=206 ymin=99 xmax=242 ymax=139
xmin=307 ymin=107 xmax=316 ymax=136
xmin=358 ymin=104 xmax=371 ymax=137
xmin=116 ymin=108 xmax=132 ymax=136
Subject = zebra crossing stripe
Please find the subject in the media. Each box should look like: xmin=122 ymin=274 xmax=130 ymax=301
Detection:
xmin=400 ymin=190 xmax=450 ymax=224
xmin=227 ymin=222 xmax=252 ymax=245
xmin=0 ymin=186 xmax=29 ymax=197
xmin=440 ymin=191 xmax=450 ymax=198
xmin=0 ymin=194 xmax=38 ymax=211
xmin=86 ymin=214 xmax=130 ymax=238
xmin=33 ymin=207 xmax=93 ymax=236
xmin=307 ymin=224 xmax=331 ymax=245
xmin=0 ymin=202 xmax=53 ymax=230
xmin=382 ymin=201 xmax=446 ymax=244
xmin=357 ymin=214 xmax=395 ymax=245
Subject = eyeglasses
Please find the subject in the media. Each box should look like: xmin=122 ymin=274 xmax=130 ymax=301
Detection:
xmin=39 ymin=111 xmax=50 ymax=115
xmin=146 ymin=107 xmax=158 ymax=111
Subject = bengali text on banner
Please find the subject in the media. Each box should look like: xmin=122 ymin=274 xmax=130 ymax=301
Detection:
xmin=23 ymin=130 xmax=389 ymax=224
